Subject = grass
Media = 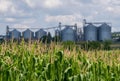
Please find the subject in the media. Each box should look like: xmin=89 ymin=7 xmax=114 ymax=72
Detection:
xmin=0 ymin=41 xmax=120 ymax=81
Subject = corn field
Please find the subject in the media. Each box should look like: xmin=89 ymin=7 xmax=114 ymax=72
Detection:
xmin=0 ymin=41 xmax=120 ymax=81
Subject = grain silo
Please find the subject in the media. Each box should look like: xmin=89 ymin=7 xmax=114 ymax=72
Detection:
xmin=35 ymin=29 xmax=47 ymax=40
xmin=84 ymin=23 xmax=97 ymax=41
xmin=98 ymin=23 xmax=111 ymax=41
xmin=9 ymin=29 xmax=21 ymax=39
xmin=23 ymin=29 xmax=34 ymax=40
xmin=61 ymin=26 xmax=76 ymax=42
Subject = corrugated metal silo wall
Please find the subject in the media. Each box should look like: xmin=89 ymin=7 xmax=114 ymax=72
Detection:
xmin=84 ymin=24 xmax=97 ymax=41
xmin=23 ymin=29 xmax=34 ymax=40
xmin=61 ymin=27 xmax=76 ymax=42
xmin=98 ymin=23 xmax=111 ymax=41
xmin=35 ymin=29 xmax=47 ymax=39
xmin=9 ymin=29 xmax=21 ymax=39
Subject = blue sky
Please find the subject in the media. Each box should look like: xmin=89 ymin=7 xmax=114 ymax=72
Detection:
xmin=0 ymin=0 xmax=120 ymax=35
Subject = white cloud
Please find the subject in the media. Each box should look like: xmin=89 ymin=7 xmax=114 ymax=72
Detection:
xmin=111 ymin=0 xmax=120 ymax=5
xmin=22 ymin=19 xmax=36 ymax=24
xmin=45 ymin=15 xmax=76 ymax=23
xmin=5 ymin=18 xmax=16 ymax=22
xmin=23 ymin=0 xmax=35 ymax=8
xmin=93 ymin=0 xmax=111 ymax=5
xmin=45 ymin=14 xmax=83 ymax=27
xmin=0 ymin=0 xmax=14 ymax=13
xmin=43 ymin=0 xmax=62 ymax=8
xmin=12 ymin=24 xmax=30 ymax=31
xmin=0 ymin=0 xmax=16 ymax=13
xmin=1 ymin=0 xmax=120 ymax=34
xmin=23 ymin=0 xmax=62 ymax=9
xmin=106 ymin=7 xmax=114 ymax=12
xmin=13 ymin=24 xmax=29 ymax=28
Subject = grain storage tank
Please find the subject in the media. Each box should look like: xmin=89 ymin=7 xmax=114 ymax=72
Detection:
xmin=35 ymin=29 xmax=47 ymax=40
xmin=23 ymin=29 xmax=34 ymax=40
xmin=98 ymin=23 xmax=111 ymax=41
xmin=84 ymin=23 xmax=97 ymax=41
xmin=61 ymin=26 xmax=76 ymax=42
xmin=9 ymin=29 xmax=21 ymax=39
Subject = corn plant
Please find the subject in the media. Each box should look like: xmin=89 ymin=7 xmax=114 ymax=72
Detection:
xmin=0 ymin=41 xmax=120 ymax=81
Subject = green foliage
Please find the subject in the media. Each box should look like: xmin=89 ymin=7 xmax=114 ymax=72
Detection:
xmin=62 ymin=41 xmax=75 ymax=50
xmin=40 ymin=36 xmax=48 ymax=43
xmin=52 ymin=36 xmax=61 ymax=42
xmin=80 ymin=41 xmax=101 ymax=50
xmin=103 ymin=40 xmax=112 ymax=50
xmin=47 ymin=32 xmax=52 ymax=43
xmin=0 ymin=42 xmax=120 ymax=81
xmin=40 ymin=32 xmax=52 ymax=44
xmin=0 ymin=39 xmax=5 ymax=44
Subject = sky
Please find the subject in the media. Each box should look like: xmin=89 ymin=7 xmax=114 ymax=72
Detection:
xmin=0 ymin=0 xmax=120 ymax=35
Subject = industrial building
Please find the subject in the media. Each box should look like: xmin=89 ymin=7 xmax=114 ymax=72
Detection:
xmin=98 ymin=23 xmax=111 ymax=41
xmin=61 ymin=26 xmax=77 ymax=42
xmin=9 ymin=29 xmax=21 ymax=39
xmin=84 ymin=23 xmax=97 ymax=41
xmin=112 ymin=32 xmax=120 ymax=42
xmin=35 ymin=29 xmax=47 ymax=40
xmin=23 ymin=29 xmax=34 ymax=40
xmin=83 ymin=19 xmax=112 ymax=41
xmin=5 ymin=20 xmax=112 ymax=42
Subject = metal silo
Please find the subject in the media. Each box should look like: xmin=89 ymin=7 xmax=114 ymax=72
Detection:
xmin=98 ymin=23 xmax=111 ymax=41
xmin=35 ymin=29 xmax=47 ymax=40
xmin=23 ymin=29 xmax=34 ymax=40
xmin=84 ymin=23 xmax=97 ymax=41
xmin=9 ymin=29 xmax=21 ymax=39
xmin=61 ymin=26 xmax=76 ymax=42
